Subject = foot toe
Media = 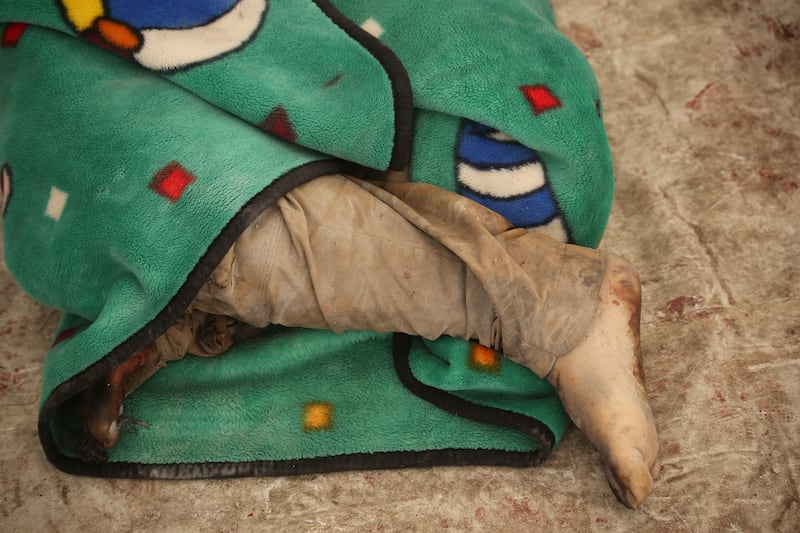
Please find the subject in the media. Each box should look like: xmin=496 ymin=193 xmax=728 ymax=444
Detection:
xmin=604 ymin=447 xmax=656 ymax=509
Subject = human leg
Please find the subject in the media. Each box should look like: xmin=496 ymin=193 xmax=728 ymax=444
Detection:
xmin=194 ymin=174 xmax=659 ymax=507
xmin=77 ymin=310 xmax=240 ymax=450
xmin=79 ymin=173 xmax=658 ymax=507
xmin=547 ymin=256 xmax=660 ymax=508
xmin=194 ymin=174 xmax=602 ymax=377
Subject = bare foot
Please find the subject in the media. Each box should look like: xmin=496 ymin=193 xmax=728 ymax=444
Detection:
xmin=77 ymin=344 xmax=165 ymax=453
xmin=546 ymin=255 xmax=660 ymax=508
xmin=75 ymin=311 xmax=239 ymax=455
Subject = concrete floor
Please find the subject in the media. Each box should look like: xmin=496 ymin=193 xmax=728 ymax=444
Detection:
xmin=1 ymin=0 xmax=798 ymax=531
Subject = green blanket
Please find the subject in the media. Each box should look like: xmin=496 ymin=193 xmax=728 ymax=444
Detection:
xmin=0 ymin=0 xmax=613 ymax=478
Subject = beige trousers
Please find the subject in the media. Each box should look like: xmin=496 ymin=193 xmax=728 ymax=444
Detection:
xmin=161 ymin=174 xmax=607 ymax=378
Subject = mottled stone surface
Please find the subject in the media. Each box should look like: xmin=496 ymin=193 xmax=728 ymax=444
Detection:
xmin=1 ymin=0 xmax=798 ymax=531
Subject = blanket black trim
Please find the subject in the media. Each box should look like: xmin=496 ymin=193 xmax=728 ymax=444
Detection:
xmin=312 ymin=0 xmax=414 ymax=171
xmin=6 ymin=0 xmax=414 ymax=172
xmin=391 ymin=333 xmax=555 ymax=465
xmin=38 ymin=158 xmax=353 ymax=475
xmin=44 ymin=448 xmax=548 ymax=480
xmin=38 ymin=162 xmax=553 ymax=476
xmin=41 ymin=330 xmax=551 ymax=479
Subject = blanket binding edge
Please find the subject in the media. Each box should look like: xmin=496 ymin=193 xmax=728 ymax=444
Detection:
xmin=37 ymin=158 xmax=353 ymax=475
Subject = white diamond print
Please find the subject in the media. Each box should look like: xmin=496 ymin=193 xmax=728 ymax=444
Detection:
xmin=360 ymin=18 xmax=384 ymax=38
xmin=45 ymin=186 xmax=68 ymax=221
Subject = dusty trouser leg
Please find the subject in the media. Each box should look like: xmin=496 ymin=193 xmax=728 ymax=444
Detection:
xmin=194 ymin=173 xmax=659 ymax=508
xmin=384 ymin=179 xmax=662 ymax=507
xmin=77 ymin=309 xmax=239 ymax=452
xmin=193 ymin=174 xmax=604 ymax=377
xmin=80 ymin=173 xmax=600 ymax=456
xmin=79 ymin=172 xmax=657 ymax=506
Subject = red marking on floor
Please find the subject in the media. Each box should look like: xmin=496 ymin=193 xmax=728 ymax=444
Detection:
xmin=686 ymin=82 xmax=715 ymax=110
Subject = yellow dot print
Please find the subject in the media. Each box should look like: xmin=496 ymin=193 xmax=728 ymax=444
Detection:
xmin=303 ymin=402 xmax=334 ymax=432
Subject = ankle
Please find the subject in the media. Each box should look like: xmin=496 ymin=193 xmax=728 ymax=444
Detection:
xmin=602 ymin=254 xmax=641 ymax=308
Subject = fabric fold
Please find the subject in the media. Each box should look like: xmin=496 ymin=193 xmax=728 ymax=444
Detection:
xmin=0 ymin=0 xmax=614 ymax=478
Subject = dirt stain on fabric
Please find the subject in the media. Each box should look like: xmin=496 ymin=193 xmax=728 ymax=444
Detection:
xmin=321 ymin=73 xmax=346 ymax=90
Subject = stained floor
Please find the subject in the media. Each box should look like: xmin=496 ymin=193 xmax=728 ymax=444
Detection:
xmin=1 ymin=0 xmax=799 ymax=531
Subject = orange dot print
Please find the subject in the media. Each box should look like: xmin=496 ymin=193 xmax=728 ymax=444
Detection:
xmin=96 ymin=17 xmax=141 ymax=51
xmin=303 ymin=402 xmax=334 ymax=432
xmin=468 ymin=344 xmax=502 ymax=374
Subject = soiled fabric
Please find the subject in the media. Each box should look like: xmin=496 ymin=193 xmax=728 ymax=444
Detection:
xmin=187 ymin=175 xmax=606 ymax=377
xmin=0 ymin=0 xmax=615 ymax=474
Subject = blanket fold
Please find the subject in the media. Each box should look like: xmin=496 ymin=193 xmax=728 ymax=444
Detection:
xmin=0 ymin=0 xmax=612 ymax=477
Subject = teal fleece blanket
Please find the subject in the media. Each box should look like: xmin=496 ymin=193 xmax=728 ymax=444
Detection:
xmin=0 ymin=0 xmax=613 ymax=478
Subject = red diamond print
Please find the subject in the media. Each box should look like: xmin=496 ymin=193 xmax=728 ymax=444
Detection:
xmin=52 ymin=326 xmax=82 ymax=346
xmin=2 ymin=23 xmax=28 ymax=48
xmin=150 ymin=162 xmax=195 ymax=202
xmin=520 ymin=85 xmax=562 ymax=115
xmin=260 ymin=106 xmax=297 ymax=142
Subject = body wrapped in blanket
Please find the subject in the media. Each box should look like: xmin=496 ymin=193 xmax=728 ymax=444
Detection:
xmin=0 ymin=0 xmax=659 ymax=509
